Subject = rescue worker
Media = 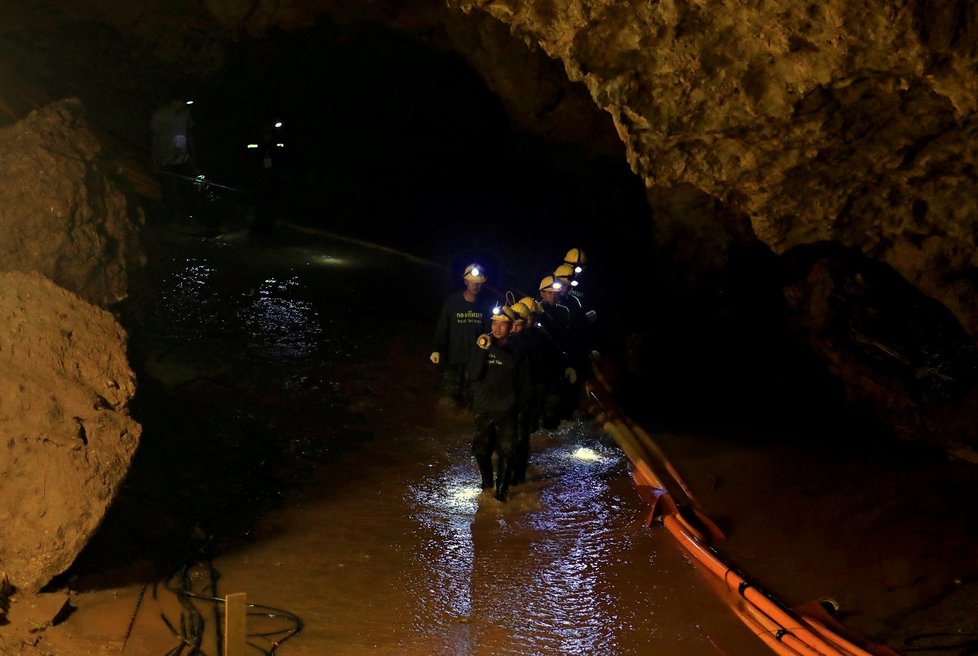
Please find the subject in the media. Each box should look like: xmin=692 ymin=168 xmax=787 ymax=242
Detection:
xmin=563 ymin=248 xmax=589 ymax=311
xmin=537 ymin=275 xmax=572 ymax=355
xmin=538 ymin=275 xmax=582 ymax=422
xmin=554 ymin=263 xmax=592 ymax=358
xmin=468 ymin=304 xmax=529 ymax=501
xmin=431 ymin=263 xmax=491 ymax=409
xmin=509 ymin=300 xmax=568 ymax=482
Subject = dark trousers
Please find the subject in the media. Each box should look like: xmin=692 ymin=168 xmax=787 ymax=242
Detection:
xmin=441 ymin=362 xmax=472 ymax=408
xmin=513 ymin=408 xmax=537 ymax=485
xmin=472 ymin=411 xmax=516 ymax=500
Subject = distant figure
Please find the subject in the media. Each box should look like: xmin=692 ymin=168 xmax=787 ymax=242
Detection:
xmin=245 ymin=118 xmax=288 ymax=234
xmin=431 ymin=263 xmax=492 ymax=409
xmin=150 ymin=99 xmax=197 ymax=215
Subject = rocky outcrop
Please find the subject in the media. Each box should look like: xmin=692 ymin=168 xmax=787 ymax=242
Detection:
xmin=440 ymin=1 xmax=978 ymax=344
xmin=0 ymin=98 xmax=141 ymax=307
xmin=0 ymin=272 xmax=140 ymax=593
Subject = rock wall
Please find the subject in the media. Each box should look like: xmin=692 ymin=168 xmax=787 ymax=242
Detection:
xmin=0 ymin=272 xmax=140 ymax=593
xmin=0 ymin=98 xmax=141 ymax=307
xmin=445 ymin=0 xmax=978 ymax=343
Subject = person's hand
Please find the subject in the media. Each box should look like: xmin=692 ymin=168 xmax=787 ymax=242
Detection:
xmin=564 ymin=367 xmax=577 ymax=384
xmin=585 ymin=310 xmax=597 ymax=323
xmin=476 ymin=334 xmax=492 ymax=350
xmin=429 ymin=352 xmax=440 ymax=364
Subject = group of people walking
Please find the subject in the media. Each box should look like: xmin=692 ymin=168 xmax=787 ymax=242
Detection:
xmin=430 ymin=249 xmax=596 ymax=501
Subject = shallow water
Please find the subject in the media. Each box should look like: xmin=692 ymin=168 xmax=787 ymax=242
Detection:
xmin=42 ymin=218 xmax=978 ymax=656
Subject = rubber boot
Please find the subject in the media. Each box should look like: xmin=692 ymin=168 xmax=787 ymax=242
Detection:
xmin=476 ymin=456 xmax=495 ymax=489
xmin=495 ymin=457 xmax=513 ymax=502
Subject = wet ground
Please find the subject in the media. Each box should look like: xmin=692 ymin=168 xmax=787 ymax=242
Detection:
xmin=21 ymin=216 xmax=978 ymax=656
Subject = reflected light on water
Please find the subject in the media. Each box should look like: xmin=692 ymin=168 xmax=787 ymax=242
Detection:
xmin=160 ymin=258 xmax=222 ymax=331
xmin=408 ymin=462 xmax=480 ymax=630
xmin=569 ymin=446 xmax=603 ymax=462
xmin=239 ymin=276 xmax=323 ymax=359
xmin=310 ymin=253 xmax=349 ymax=267
xmin=451 ymin=485 xmax=484 ymax=504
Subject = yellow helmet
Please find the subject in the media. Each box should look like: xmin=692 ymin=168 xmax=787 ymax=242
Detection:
xmin=518 ymin=296 xmax=543 ymax=314
xmin=553 ymin=263 xmax=575 ymax=283
xmin=539 ymin=275 xmax=564 ymax=292
xmin=463 ymin=263 xmax=487 ymax=283
xmin=510 ymin=302 xmax=532 ymax=322
xmin=564 ymin=248 xmax=587 ymax=274
xmin=564 ymin=248 xmax=587 ymax=265
xmin=490 ymin=304 xmax=517 ymax=322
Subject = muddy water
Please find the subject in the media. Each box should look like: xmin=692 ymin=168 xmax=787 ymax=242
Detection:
xmin=41 ymin=220 xmax=978 ymax=656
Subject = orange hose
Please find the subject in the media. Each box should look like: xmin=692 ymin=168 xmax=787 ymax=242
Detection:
xmin=733 ymin=602 xmax=808 ymax=656
xmin=588 ymin=360 xmax=900 ymax=656
xmin=799 ymin=615 xmax=875 ymax=656
xmin=662 ymin=511 xmax=853 ymax=656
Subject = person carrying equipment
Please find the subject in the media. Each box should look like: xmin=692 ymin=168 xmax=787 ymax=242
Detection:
xmin=468 ymin=305 xmax=530 ymax=501
xmin=432 ymin=263 xmax=492 ymax=409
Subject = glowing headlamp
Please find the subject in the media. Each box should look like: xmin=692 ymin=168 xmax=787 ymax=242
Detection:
xmin=470 ymin=267 xmax=480 ymax=278
xmin=571 ymin=280 xmax=579 ymax=287
xmin=574 ymin=266 xmax=583 ymax=274
xmin=553 ymin=282 xmax=562 ymax=290
xmin=274 ymin=121 xmax=283 ymax=128
xmin=492 ymin=305 xmax=501 ymax=316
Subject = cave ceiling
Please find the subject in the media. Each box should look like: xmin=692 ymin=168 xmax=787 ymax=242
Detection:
xmin=30 ymin=0 xmax=974 ymax=343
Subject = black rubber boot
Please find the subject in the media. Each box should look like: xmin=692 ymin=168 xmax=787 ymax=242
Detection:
xmin=477 ymin=457 xmax=495 ymax=489
xmin=494 ymin=458 xmax=513 ymax=502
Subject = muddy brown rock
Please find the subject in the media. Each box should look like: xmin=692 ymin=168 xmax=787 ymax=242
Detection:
xmin=0 ymin=98 xmax=140 ymax=307
xmin=0 ymin=272 xmax=140 ymax=593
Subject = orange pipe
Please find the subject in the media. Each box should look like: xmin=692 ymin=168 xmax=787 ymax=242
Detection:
xmin=734 ymin=602 xmax=808 ymax=656
xmin=799 ymin=615 xmax=876 ymax=656
xmin=741 ymin=603 xmax=822 ymax=656
xmin=662 ymin=498 xmax=852 ymax=656
xmin=588 ymin=361 xmax=900 ymax=656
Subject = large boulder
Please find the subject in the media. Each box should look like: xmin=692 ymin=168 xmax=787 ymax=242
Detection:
xmin=0 ymin=272 xmax=140 ymax=593
xmin=0 ymin=98 xmax=140 ymax=307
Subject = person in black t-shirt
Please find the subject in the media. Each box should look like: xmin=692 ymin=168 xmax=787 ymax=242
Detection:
xmin=431 ymin=263 xmax=491 ymax=409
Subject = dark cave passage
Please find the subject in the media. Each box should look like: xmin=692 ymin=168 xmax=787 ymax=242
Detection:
xmin=6 ymin=8 xmax=978 ymax=655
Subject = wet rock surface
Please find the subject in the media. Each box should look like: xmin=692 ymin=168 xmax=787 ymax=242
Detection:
xmin=0 ymin=271 xmax=140 ymax=594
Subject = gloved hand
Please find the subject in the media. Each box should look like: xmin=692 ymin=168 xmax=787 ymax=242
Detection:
xmin=564 ymin=367 xmax=577 ymax=384
xmin=429 ymin=352 xmax=440 ymax=364
xmin=476 ymin=334 xmax=492 ymax=350
xmin=585 ymin=310 xmax=597 ymax=323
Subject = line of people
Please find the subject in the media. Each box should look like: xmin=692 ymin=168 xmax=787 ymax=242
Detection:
xmin=430 ymin=248 xmax=596 ymax=501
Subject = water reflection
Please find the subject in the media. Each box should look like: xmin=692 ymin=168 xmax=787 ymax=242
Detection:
xmin=159 ymin=257 xmax=221 ymax=332
xmin=238 ymin=276 xmax=323 ymax=359
xmin=407 ymin=422 xmax=642 ymax=655
xmin=409 ymin=461 xmax=478 ymax=630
